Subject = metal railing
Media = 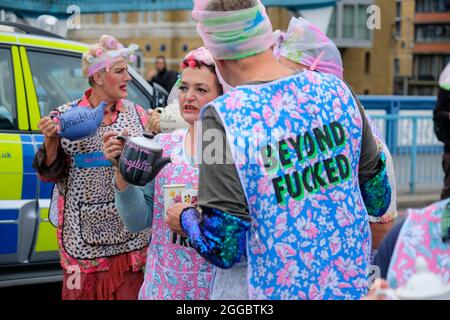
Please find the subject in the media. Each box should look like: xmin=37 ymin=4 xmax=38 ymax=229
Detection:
xmin=359 ymin=95 xmax=441 ymax=194
xmin=370 ymin=114 xmax=443 ymax=194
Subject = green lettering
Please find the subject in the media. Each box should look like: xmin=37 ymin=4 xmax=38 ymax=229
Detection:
xmin=336 ymin=154 xmax=351 ymax=181
xmin=273 ymin=176 xmax=288 ymax=205
xmin=304 ymin=131 xmax=318 ymax=159
xmin=311 ymin=161 xmax=327 ymax=189
xmin=302 ymin=166 xmax=314 ymax=193
xmin=288 ymin=135 xmax=304 ymax=162
xmin=260 ymin=144 xmax=280 ymax=175
xmin=323 ymin=157 xmax=339 ymax=184
xmin=278 ymin=139 xmax=293 ymax=169
xmin=286 ymin=171 xmax=304 ymax=201
xmin=330 ymin=122 xmax=346 ymax=147
xmin=313 ymin=125 xmax=335 ymax=152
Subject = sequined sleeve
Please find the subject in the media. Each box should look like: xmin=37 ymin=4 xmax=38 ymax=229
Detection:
xmin=180 ymin=206 xmax=250 ymax=269
xmin=360 ymin=152 xmax=392 ymax=222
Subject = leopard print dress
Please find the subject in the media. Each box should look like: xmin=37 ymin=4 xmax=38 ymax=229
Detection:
xmin=56 ymin=99 xmax=151 ymax=260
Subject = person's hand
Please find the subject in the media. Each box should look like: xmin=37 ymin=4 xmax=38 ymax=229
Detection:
xmin=103 ymin=129 xmax=127 ymax=165
xmin=147 ymin=69 xmax=157 ymax=81
xmin=38 ymin=116 xmax=59 ymax=140
xmin=166 ymin=203 xmax=191 ymax=237
xmin=362 ymin=278 xmax=391 ymax=300
xmin=147 ymin=109 xmax=162 ymax=134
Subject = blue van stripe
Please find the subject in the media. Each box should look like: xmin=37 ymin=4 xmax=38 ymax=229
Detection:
xmin=22 ymin=143 xmax=35 ymax=174
xmin=34 ymin=134 xmax=45 ymax=143
xmin=0 ymin=224 xmax=18 ymax=254
xmin=39 ymin=181 xmax=54 ymax=200
xmin=0 ymin=209 xmax=19 ymax=220
xmin=22 ymin=173 xmax=36 ymax=200
xmin=20 ymin=134 xmax=32 ymax=143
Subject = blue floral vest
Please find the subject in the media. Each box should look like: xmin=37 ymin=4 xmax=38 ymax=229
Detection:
xmin=208 ymin=71 xmax=372 ymax=300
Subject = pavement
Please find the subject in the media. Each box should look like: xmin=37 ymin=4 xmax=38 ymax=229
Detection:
xmin=397 ymin=191 xmax=441 ymax=210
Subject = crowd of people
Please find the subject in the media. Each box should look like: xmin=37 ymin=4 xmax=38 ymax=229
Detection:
xmin=33 ymin=0 xmax=449 ymax=300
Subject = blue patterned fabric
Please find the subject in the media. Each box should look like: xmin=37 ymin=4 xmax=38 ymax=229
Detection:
xmin=387 ymin=199 xmax=450 ymax=290
xmin=181 ymin=206 xmax=250 ymax=269
xmin=208 ymin=71 xmax=373 ymax=299
xmin=360 ymin=152 xmax=392 ymax=218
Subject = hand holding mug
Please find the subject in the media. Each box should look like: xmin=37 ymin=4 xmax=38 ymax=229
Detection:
xmin=103 ymin=129 xmax=128 ymax=166
xmin=147 ymin=108 xmax=162 ymax=134
xmin=38 ymin=116 xmax=60 ymax=140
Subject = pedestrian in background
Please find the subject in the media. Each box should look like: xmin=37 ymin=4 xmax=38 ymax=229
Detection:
xmin=433 ymin=62 xmax=450 ymax=199
xmin=148 ymin=55 xmax=179 ymax=93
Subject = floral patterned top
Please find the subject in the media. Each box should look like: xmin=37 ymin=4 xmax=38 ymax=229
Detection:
xmin=138 ymin=130 xmax=213 ymax=300
xmin=209 ymin=71 xmax=374 ymax=299
xmin=387 ymin=199 xmax=450 ymax=289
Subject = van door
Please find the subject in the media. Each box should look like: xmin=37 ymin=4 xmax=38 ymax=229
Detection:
xmin=0 ymin=44 xmax=38 ymax=265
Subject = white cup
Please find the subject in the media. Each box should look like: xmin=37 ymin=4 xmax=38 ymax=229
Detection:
xmin=157 ymin=102 xmax=189 ymax=133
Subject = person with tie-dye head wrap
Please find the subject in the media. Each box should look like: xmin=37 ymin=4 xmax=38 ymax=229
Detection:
xmin=273 ymin=17 xmax=398 ymax=257
xmin=166 ymin=0 xmax=394 ymax=300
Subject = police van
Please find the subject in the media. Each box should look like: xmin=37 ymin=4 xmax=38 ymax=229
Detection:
xmin=0 ymin=22 xmax=167 ymax=287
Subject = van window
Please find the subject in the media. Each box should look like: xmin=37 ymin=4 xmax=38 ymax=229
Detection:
xmin=127 ymin=80 xmax=153 ymax=110
xmin=27 ymin=50 xmax=153 ymax=116
xmin=27 ymin=50 xmax=88 ymax=117
xmin=0 ymin=48 xmax=17 ymax=129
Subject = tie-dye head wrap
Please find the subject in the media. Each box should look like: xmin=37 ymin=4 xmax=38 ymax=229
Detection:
xmin=192 ymin=0 xmax=275 ymax=60
xmin=439 ymin=62 xmax=450 ymax=91
xmin=274 ymin=17 xmax=344 ymax=79
xmin=82 ymin=35 xmax=138 ymax=77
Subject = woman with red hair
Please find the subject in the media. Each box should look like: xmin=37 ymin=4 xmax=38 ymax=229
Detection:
xmin=104 ymin=47 xmax=223 ymax=300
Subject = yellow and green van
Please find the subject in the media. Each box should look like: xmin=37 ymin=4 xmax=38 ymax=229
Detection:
xmin=0 ymin=22 xmax=167 ymax=287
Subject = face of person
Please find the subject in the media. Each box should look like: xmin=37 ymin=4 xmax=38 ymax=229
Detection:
xmin=155 ymin=58 xmax=166 ymax=72
xmin=97 ymin=58 xmax=131 ymax=101
xmin=178 ymin=65 xmax=220 ymax=126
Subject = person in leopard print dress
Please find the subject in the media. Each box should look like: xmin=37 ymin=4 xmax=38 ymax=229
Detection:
xmin=33 ymin=35 xmax=151 ymax=300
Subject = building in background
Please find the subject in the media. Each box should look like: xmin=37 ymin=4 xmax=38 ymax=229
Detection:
xmin=393 ymin=0 xmax=415 ymax=96
xmin=326 ymin=0 xmax=396 ymax=95
xmin=409 ymin=0 xmax=450 ymax=95
xmin=67 ymin=9 xmax=296 ymax=79
xmin=7 ymin=1 xmax=448 ymax=96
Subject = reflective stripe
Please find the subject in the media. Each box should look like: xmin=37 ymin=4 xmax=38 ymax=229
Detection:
xmin=39 ymin=199 xmax=51 ymax=208
xmin=0 ymin=34 xmax=18 ymax=44
xmin=11 ymin=46 xmax=29 ymax=130
xmin=0 ymin=135 xmax=23 ymax=201
xmin=0 ymin=200 xmax=30 ymax=208
xmin=19 ymin=37 xmax=87 ymax=53
xmin=19 ymin=46 xmax=41 ymax=131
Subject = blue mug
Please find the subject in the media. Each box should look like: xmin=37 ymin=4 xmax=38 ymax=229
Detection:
xmin=50 ymin=101 xmax=107 ymax=141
